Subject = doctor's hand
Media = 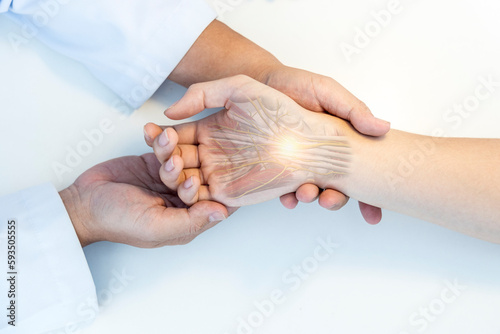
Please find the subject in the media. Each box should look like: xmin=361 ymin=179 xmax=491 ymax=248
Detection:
xmin=263 ymin=67 xmax=389 ymax=223
xmin=59 ymin=153 xmax=234 ymax=248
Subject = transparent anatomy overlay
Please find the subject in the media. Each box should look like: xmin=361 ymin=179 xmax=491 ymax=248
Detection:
xmin=199 ymin=95 xmax=352 ymax=206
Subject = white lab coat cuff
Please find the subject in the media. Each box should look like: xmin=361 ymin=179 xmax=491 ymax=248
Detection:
xmin=0 ymin=183 xmax=97 ymax=333
xmin=105 ymin=0 xmax=217 ymax=108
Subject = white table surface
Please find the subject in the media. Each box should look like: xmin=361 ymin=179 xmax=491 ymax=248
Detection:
xmin=1 ymin=0 xmax=500 ymax=333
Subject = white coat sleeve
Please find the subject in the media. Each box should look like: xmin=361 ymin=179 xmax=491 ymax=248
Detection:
xmin=0 ymin=0 xmax=217 ymax=108
xmin=0 ymin=184 xmax=98 ymax=334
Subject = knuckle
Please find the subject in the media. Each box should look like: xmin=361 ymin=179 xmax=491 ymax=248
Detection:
xmin=357 ymin=100 xmax=372 ymax=115
xmin=187 ymin=82 xmax=202 ymax=92
xmin=187 ymin=219 xmax=206 ymax=235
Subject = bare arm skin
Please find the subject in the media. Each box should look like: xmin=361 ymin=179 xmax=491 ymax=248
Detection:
xmin=167 ymin=20 xmax=279 ymax=87
xmin=148 ymin=76 xmax=500 ymax=243
xmin=340 ymin=131 xmax=500 ymax=242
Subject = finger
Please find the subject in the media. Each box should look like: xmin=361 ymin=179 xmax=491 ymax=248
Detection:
xmin=152 ymin=127 xmax=179 ymax=164
xmin=178 ymin=176 xmax=202 ymax=206
xmin=179 ymin=176 xmax=200 ymax=206
xmin=159 ymin=155 xmax=185 ymax=191
xmin=144 ymin=123 xmax=167 ymax=147
xmin=172 ymin=121 xmax=201 ymax=145
xmin=144 ymin=122 xmax=200 ymax=147
xmin=164 ymin=75 xmax=255 ymax=120
xmin=318 ymin=189 xmax=349 ymax=211
xmin=345 ymin=103 xmax=391 ymax=137
xmin=178 ymin=177 xmax=214 ymax=207
xmin=280 ymin=193 xmax=299 ymax=209
xmin=176 ymin=145 xmax=202 ymax=168
xmin=149 ymin=125 xmax=200 ymax=169
xmin=295 ymin=184 xmax=320 ymax=203
xmin=359 ymin=202 xmax=382 ymax=225
xmin=159 ymin=144 xmax=200 ymax=168
xmin=160 ymin=154 xmax=206 ymax=191
xmin=152 ymin=201 xmax=229 ymax=246
xmin=182 ymin=168 xmax=206 ymax=184
xmin=317 ymin=78 xmax=390 ymax=137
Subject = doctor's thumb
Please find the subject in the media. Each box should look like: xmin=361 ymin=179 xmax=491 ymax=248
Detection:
xmin=186 ymin=201 xmax=231 ymax=236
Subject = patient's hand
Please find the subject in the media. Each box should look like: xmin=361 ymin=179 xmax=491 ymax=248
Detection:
xmin=148 ymin=76 xmax=352 ymax=207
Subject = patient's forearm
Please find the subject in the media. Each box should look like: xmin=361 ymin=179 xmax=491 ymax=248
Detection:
xmin=203 ymin=98 xmax=500 ymax=242
xmin=331 ymin=128 xmax=500 ymax=242
xmin=160 ymin=79 xmax=499 ymax=242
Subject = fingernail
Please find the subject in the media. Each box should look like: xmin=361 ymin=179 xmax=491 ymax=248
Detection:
xmin=165 ymin=157 xmax=175 ymax=172
xmin=209 ymin=211 xmax=227 ymax=223
xmin=376 ymin=117 xmax=391 ymax=126
xmin=184 ymin=176 xmax=194 ymax=189
xmin=143 ymin=127 xmax=152 ymax=142
xmin=328 ymin=204 xmax=340 ymax=211
xmin=158 ymin=129 xmax=169 ymax=147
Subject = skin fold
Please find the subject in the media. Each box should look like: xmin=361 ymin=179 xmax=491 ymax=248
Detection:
xmin=150 ymin=76 xmax=500 ymax=243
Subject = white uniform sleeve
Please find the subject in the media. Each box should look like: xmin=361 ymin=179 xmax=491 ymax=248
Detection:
xmin=0 ymin=184 xmax=98 ymax=334
xmin=1 ymin=0 xmax=217 ymax=108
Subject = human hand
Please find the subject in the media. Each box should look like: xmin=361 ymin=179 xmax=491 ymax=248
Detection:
xmin=59 ymin=154 xmax=235 ymax=248
xmin=145 ymin=75 xmax=355 ymax=209
xmin=263 ymin=66 xmax=389 ymax=223
xmin=163 ymin=67 xmax=389 ymax=224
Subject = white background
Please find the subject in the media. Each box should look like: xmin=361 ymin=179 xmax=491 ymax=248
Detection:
xmin=1 ymin=0 xmax=500 ymax=333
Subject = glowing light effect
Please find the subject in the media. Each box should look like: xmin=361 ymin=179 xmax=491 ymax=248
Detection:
xmin=279 ymin=137 xmax=300 ymax=156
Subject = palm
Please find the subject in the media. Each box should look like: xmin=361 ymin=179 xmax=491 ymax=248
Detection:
xmin=70 ymin=154 xmax=223 ymax=247
xmin=194 ymin=95 xmax=351 ymax=207
xmin=153 ymin=74 xmax=385 ymax=224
